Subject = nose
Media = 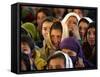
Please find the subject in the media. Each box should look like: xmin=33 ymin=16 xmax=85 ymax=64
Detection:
xmin=53 ymin=37 xmax=59 ymax=44
xmin=90 ymin=33 xmax=94 ymax=39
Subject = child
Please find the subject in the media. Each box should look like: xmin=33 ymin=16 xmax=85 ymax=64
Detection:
xmin=47 ymin=51 xmax=73 ymax=69
xmin=21 ymin=35 xmax=47 ymax=71
xmin=78 ymin=17 xmax=93 ymax=45
xmin=82 ymin=22 xmax=96 ymax=67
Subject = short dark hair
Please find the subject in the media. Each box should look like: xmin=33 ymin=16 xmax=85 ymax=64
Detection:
xmin=50 ymin=21 xmax=63 ymax=34
xmin=78 ymin=18 xmax=89 ymax=26
xmin=47 ymin=52 xmax=66 ymax=67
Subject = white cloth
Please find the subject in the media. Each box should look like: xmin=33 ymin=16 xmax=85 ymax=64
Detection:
xmin=54 ymin=51 xmax=73 ymax=68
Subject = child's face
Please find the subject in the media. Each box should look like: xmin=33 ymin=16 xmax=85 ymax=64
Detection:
xmin=21 ymin=42 xmax=31 ymax=54
xmin=66 ymin=16 xmax=78 ymax=31
xmin=37 ymin=12 xmax=47 ymax=31
xmin=79 ymin=21 xmax=88 ymax=39
xmin=42 ymin=21 xmax=53 ymax=39
xmin=50 ymin=29 xmax=62 ymax=48
xmin=87 ymin=27 xmax=95 ymax=46
xmin=48 ymin=58 xmax=65 ymax=69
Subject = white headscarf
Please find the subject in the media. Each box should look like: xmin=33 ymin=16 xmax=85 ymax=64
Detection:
xmin=53 ymin=51 xmax=73 ymax=68
xmin=61 ymin=12 xmax=80 ymax=41
xmin=79 ymin=17 xmax=93 ymax=23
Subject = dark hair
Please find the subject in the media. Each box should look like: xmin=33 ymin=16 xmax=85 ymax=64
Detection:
xmin=85 ymin=22 xmax=96 ymax=40
xmin=36 ymin=8 xmax=53 ymax=20
xmin=47 ymin=52 xmax=66 ymax=67
xmin=42 ymin=16 xmax=59 ymax=27
xmin=88 ymin=22 xmax=96 ymax=29
xmin=50 ymin=21 xmax=63 ymax=34
xmin=21 ymin=35 xmax=35 ymax=51
xmin=21 ymin=7 xmax=34 ymax=23
xmin=78 ymin=18 xmax=90 ymax=26
xmin=21 ymin=28 xmax=28 ymax=35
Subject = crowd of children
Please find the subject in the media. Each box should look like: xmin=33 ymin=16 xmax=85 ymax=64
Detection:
xmin=20 ymin=6 xmax=97 ymax=71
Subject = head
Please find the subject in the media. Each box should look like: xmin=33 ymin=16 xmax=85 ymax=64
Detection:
xmin=62 ymin=12 xmax=80 ymax=32
xmin=67 ymin=16 xmax=78 ymax=31
xmin=79 ymin=17 xmax=93 ymax=40
xmin=73 ymin=9 xmax=84 ymax=18
xmin=21 ymin=35 xmax=35 ymax=55
xmin=42 ymin=17 xmax=58 ymax=39
xmin=36 ymin=8 xmax=53 ymax=32
xmin=53 ymin=8 xmax=67 ymax=20
xmin=47 ymin=51 xmax=73 ymax=69
xmin=86 ymin=22 xmax=96 ymax=46
xmin=50 ymin=21 xmax=63 ymax=49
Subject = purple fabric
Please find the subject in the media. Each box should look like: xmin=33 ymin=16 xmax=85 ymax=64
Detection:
xmin=60 ymin=37 xmax=84 ymax=58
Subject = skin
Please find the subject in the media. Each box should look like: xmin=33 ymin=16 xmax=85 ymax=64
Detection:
xmin=48 ymin=58 xmax=65 ymax=69
xmin=42 ymin=21 xmax=53 ymax=39
xmin=21 ymin=42 xmax=31 ymax=55
xmin=79 ymin=21 xmax=89 ymax=40
xmin=66 ymin=16 xmax=80 ymax=39
xmin=73 ymin=9 xmax=83 ymax=18
xmin=50 ymin=29 xmax=62 ymax=48
xmin=66 ymin=16 xmax=78 ymax=31
xmin=87 ymin=28 xmax=95 ymax=46
xmin=37 ymin=12 xmax=47 ymax=32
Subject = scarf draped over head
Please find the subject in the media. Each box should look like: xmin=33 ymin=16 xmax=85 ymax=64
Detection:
xmin=61 ymin=12 xmax=80 ymax=41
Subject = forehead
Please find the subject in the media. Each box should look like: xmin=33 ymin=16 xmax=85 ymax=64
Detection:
xmin=49 ymin=58 xmax=64 ymax=65
xmin=42 ymin=21 xmax=53 ymax=27
xmin=50 ymin=29 xmax=62 ymax=35
xmin=88 ymin=28 xmax=95 ymax=32
xmin=79 ymin=21 xmax=88 ymax=27
xmin=37 ymin=12 xmax=46 ymax=16
xmin=68 ymin=16 xmax=78 ymax=21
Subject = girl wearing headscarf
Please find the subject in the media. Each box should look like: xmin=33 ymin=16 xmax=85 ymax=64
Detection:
xmin=47 ymin=51 xmax=73 ymax=69
xmin=21 ymin=22 xmax=42 ymax=48
xmin=78 ymin=17 xmax=93 ymax=45
xmin=82 ymin=22 xmax=96 ymax=67
xmin=61 ymin=12 xmax=81 ymax=40
xmin=40 ymin=21 xmax=63 ymax=61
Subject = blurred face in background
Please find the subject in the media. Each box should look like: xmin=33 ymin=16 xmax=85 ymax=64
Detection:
xmin=87 ymin=27 xmax=95 ymax=46
xmin=66 ymin=16 xmax=78 ymax=31
xmin=50 ymin=29 xmax=62 ymax=48
xmin=42 ymin=21 xmax=53 ymax=39
xmin=73 ymin=9 xmax=83 ymax=18
xmin=37 ymin=12 xmax=47 ymax=32
xmin=79 ymin=21 xmax=89 ymax=40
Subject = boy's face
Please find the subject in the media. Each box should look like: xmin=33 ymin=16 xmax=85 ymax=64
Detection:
xmin=66 ymin=16 xmax=78 ymax=31
xmin=50 ymin=29 xmax=62 ymax=48
xmin=48 ymin=58 xmax=65 ymax=69
xmin=87 ymin=27 xmax=95 ymax=46
xmin=21 ymin=42 xmax=31 ymax=54
xmin=42 ymin=21 xmax=53 ymax=39
xmin=79 ymin=21 xmax=88 ymax=39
